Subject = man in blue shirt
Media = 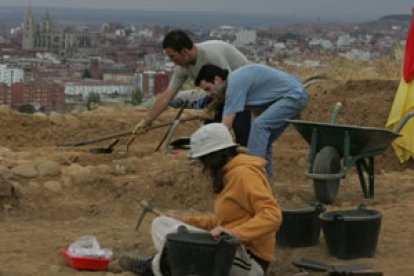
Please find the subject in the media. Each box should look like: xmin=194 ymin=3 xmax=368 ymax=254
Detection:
xmin=195 ymin=64 xmax=308 ymax=179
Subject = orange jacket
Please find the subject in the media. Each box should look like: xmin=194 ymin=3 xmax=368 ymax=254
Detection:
xmin=186 ymin=154 xmax=282 ymax=262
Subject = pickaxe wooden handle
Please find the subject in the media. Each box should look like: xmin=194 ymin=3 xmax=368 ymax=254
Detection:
xmin=155 ymin=100 xmax=188 ymax=152
xmin=57 ymin=116 xmax=200 ymax=147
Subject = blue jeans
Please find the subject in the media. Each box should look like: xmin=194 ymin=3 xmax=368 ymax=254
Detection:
xmin=247 ymin=94 xmax=308 ymax=179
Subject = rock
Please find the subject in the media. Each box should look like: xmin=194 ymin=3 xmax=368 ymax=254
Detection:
xmin=114 ymin=164 xmax=126 ymax=175
xmin=11 ymin=163 xmax=38 ymax=178
xmin=0 ymin=176 xmax=19 ymax=208
xmin=61 ymin=176 xmax=73 ymax=188
xmin=36 ymin=160 xmax=61 ymax=177
xmin=48 ymin=112 xmax=63 ymax=125
xmin=13 ymin=151 xmax=34 ymax=160
xmin=32 ymin=112 xmax=47 ymax=119
xmin=0 ymin=165 xmax=12 ymax=179
xmin=28 ymin=181 xmax=40 ymax=188
xmin=96 ymin=164 xmax=113 ymax=174
xmin=0 ymin=146 xmax=14 ymax=160
xmin=67 ymin=165 xmax=97 ymax=185
xmin=43 ymin=181 xmax=62 ymax=193
xmin=62 ymin=163 xmax=82 ymax=174
xmin=10 ymin=181 xmax=23 ymax=198
xmin=0 ymin=177 xmax=12 ymax=197
xmin=112 ymin=157 xmax=140 ymax=173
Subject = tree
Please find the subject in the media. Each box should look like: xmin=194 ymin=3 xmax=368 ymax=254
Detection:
xmin=82 ymin=69 xmax=92 ymax=79
xmin=86 ymin=92 xmax=101 ymax=110
xmin=130 ymin=89 xmax=143 ymax=105
xmin=17 ymin=103 xmax=36 ymax=114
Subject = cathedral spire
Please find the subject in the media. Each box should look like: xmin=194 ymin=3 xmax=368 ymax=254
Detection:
xmin=26 ymin=2 xmax=33 ymax=19
xmin=42 ymin=7 xmax=52 ymax=32
xmin=22 ymin=3 xmax=36 ymax=50
xmin=44 ymin=7 xmax=50 ymax=21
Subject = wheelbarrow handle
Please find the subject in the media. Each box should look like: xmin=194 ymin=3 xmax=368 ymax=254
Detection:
xmin=329 ymin=102 xmax=342 ymax=124
xmin=393 ymin=111 xmax=414 ymax=134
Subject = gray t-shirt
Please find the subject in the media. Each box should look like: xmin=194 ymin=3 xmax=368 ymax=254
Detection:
xmin=168 ymin=40 xmax=249 ymax=92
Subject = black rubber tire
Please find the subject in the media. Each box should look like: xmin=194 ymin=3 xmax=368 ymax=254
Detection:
xmin=170 ymin=98 xmax=184 ymax=109
xmin=190 ymin=101 xmax=199 ymax=109
xmin=313 ymin=146 xmax=341 ymax=204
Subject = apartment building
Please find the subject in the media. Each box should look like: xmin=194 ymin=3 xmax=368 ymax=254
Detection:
xmin=0 ymin=64 xmax=25 ymax=85
xmin=0 ymin=83 xmax=11 ymax=106
xmin=11 ymin=80 xmax=65 ymax=111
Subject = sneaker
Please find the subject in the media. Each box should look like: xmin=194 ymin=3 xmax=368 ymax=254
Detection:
xmin=118 ymin=255 xmax=154 ymax=276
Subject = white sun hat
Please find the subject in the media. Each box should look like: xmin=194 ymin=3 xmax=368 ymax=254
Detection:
xmin=189 ymin=123 xmax=237 ymax=158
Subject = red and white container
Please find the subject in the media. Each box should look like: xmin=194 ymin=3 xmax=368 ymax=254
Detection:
xmin=60 ymin=248 xmax=111 ymax=270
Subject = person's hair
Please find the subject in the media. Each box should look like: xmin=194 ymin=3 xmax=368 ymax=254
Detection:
xmin=199 ymin=146 xmax=238 ymax=193
xmin=162 ymin=29 xmax=194 ymax=52
xmin=195 ymin=64 xmax=229 ymax=86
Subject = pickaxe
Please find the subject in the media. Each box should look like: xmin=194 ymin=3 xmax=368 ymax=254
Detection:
xmin=57 ymin=116 xmax=200 ymax=148
xmin=135 ymin=200 xmax=163 ymax=232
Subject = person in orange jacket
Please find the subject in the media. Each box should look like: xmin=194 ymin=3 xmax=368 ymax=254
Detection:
xmin=119 ymin=123 xmax=282 ymax=276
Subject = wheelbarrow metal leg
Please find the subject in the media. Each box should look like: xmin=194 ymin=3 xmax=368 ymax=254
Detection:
xmin=368 ymin=156 xmax=375 ymax=198
xmin=355 ymin=157 xmax=375 ymax=199
xmin=342 ymin=130 xmax=351 ymax=170
xmin=308 ymin=128 xmax=318 ymax=173
xmin=356 ymin=160 xmax=369 ymax=198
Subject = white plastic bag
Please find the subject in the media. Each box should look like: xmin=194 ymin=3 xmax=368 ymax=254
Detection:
xmin=68 ymin=235 xmax=112 ymax=259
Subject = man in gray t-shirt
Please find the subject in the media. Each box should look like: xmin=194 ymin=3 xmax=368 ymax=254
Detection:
xmin=132 ymin=29 xmax=251 ymax=146
xmin=168 ymin=39 xmax=248 ymax=92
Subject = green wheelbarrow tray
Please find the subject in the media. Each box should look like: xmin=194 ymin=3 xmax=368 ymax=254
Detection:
xmin=288 ymin=110 xmax=414 ymax=203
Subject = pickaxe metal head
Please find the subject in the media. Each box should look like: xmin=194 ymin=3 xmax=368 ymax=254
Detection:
xmin=135 ymin=200 xmax=162 ymax=232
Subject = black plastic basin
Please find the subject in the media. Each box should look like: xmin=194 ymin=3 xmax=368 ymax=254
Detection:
xmin=319 ymin=204 xmax=382 ymax=259
xmin=166 ymin=226 xmax=238 ymax=276
xmin=276 ymin=204 xmax=325 ymax=248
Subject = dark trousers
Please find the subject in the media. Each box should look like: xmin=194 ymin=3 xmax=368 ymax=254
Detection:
xmin=205 ymin=106 xmax=251 ymax=147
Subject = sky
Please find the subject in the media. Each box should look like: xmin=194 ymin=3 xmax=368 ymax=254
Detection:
xmin=0 ymin=0 xmax=413 ymax=21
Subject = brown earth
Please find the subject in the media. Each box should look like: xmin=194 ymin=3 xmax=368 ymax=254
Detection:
xmin=0 ymin=79 xmax=413 ymax=276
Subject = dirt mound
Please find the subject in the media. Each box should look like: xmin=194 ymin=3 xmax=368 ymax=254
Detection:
xmin=305 ymin=79 xmax=398 ymax=127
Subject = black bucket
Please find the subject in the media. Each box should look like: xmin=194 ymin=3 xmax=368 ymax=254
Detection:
xmin=169 ymin=137 xmax=190 ymax=155
xmin=169 ymin=137 xmax=190 ymax=150
xmin=166 ymin=226 xmax=238 ymax=276
xmin=276 ymin=204 xmax=325 ymax=248
xmin=319 ymin=204 xmax=382 ymax=259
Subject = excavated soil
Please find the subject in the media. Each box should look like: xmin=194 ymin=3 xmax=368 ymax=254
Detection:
xmin=1 ymin=79 xmax=413 ymax=276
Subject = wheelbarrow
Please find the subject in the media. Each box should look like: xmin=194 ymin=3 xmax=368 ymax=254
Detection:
xmin=288 ymin=103 xmax=414 ymax=204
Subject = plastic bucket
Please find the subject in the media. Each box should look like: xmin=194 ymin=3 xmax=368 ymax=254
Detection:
xmin=276 ymin=204 xmax=325 ymax=248
xmin=319 ymin=204 xmax=382 ymax=259
xmin=166 ymin=226 xmax=238 ymax=276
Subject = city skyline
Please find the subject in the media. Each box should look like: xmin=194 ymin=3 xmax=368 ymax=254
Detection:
xmin=1 ymin=0 xmax=413 ymax=21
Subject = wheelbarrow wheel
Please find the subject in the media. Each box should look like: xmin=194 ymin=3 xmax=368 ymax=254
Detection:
xmin=313 ymin=146 xmax=341 ymax=204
